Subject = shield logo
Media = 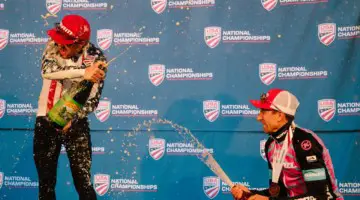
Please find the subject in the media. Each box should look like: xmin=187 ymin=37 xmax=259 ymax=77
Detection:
xmin=260 ymin=139 xmax=267 ymax=161
xmin=0 ymin=99 xmax=6 ymax=119
xmin=149 ymin=138 xmax=166 ymax=160
xmin=203 ymin=176 xmax=220 ymax=199
xmin=0 ymin=172 xmax=3 ymax=189
xmin=46 ymin=0 xmax=62 ymax=15
xmin=94 ymin=174 xmax=110 ymax=196
xmin=261 ymin=0 xmax=278 ymax=11
xmin=204 ymin=27 xmax=222 ymax=48
xmin=83 ymin=55 xmax=96 ymax=67
xmin=203 ymin=100 xmax=220 ymax=122
xmin=97 ymin=29 xmax=113 ymax=51
xmin=151 ymin=0 xmax=167 ymax=14
xmin=148 ymin=64 xmax=165 ymax=86
xmin=259 ymin=63 xmax=276 ymax=85
xmin=0 ymin=29 xmax=9 ymax=51
xmin=95 ymin=100 xmax=111 ymax=122
xmin=318 ymin=23 xmax=336 ymax=46
xmin=318 ymin=99 xmax=336 ymax=122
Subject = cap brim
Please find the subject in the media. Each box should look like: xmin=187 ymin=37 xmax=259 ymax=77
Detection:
xmin=47 ymin=29 xmax=76 ymax=45
xmin=249 ymin=100 xmax=272 ymax=110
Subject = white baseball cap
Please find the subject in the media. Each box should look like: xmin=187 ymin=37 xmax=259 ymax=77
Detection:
xmin=250 ymin=88 xmax=300 ymax=116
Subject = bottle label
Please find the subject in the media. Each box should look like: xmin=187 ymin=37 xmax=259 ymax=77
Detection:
xmin=48 ymin=95 xmax=82 ymax=127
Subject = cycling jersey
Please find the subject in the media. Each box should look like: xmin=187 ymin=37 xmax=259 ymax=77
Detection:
xmin=252 ymin=123 xmax=343 ymax=200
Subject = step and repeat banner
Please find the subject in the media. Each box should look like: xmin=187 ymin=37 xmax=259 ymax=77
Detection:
xmin=0 ymin=0 xmax=359 ymax=199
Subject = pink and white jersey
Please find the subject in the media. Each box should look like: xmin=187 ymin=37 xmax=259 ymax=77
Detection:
xmin=260 ymin=125 xmax=343 ymax=200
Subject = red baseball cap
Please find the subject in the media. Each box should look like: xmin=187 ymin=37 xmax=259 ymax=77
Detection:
xmin=47 ymin=14 xmax=91 ymax=45
xmin=250 ymin=88 xmax=300 ymax=116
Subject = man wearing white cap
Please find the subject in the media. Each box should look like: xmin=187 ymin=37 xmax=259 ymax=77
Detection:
xmin=231 ymin=88 xmax=343 ymax=200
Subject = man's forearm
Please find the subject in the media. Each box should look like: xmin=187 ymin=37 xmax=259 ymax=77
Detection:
xmin=42 ymin=69 xmax=85 ymax=80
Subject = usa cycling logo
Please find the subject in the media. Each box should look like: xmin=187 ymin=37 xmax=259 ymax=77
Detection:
xmin=318 ymin=23 xmax=336 ymax=46
xmin=151 ymin=0 xmax=167 ymax=14
xmin=149 ymin=138 xmax=166 ymax=160
xmin=149 ymin=64 xmax=166 ymax=86
xmin=261 ymin=0 xmax=277 ymax=11
xmin=94 ymin=174 xmax=110 ymax=196
xmin=260 ymin=139 xmax=267 ymax=161
xmin=262 ymin=0 xmax=327 ymax=11
xmin=94 ymin=99 xmax=111 ymax=122
xmin=203 ymin=100 xmax=220 ymax=122
xmin=204 ymin=27 xmax=222 ymax=48
xmin=259 ymin=63 xmax=276 ymax=85
xmin=203 ymin=176 xmax=220 ymax=199
xmin=0 ymin=99 xmax=6 ymax=119
xmin=97 ymin=29 xmax=113 ymax=51
xmin=83 ymin=55 xmax=96 ymax=66
xmin=46 ymin=0 xmax=62 ymax=15
xmin=0 ymin=29 xmax=9 ymax=51
xmin=318 ymin=99 xmax=336 ymax=122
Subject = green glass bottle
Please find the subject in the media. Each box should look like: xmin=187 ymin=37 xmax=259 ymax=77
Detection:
xmin=47 ymin=65 xmax=106 ymax=129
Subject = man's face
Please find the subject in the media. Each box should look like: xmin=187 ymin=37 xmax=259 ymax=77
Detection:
xmin=256 ymin=109 xmax=283 ymax=134
xmin=57 ymin=41 xmax=86 ymax=59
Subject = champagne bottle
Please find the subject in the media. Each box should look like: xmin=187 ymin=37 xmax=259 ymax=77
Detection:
xmin=47 ymin=65 xmax=107 ymax=129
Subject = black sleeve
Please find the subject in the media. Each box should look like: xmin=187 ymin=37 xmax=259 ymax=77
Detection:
xmin=250 ymin=189 xmax=270 ymax=197
xmin=292 ymin=129 xmax=337 ymax=199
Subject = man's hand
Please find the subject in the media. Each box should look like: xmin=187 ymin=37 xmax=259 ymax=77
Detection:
xmin=63 ymin=121 xmax=71 ymax=133
xmin=84 ymin=61 xmax=107 ymax=83
xmin=248 ymin=194 xmax=269 ymax=200
xmin=231 ymin=185 xmax=250 ymax=200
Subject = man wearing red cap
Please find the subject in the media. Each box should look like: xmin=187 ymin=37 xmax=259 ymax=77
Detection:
xmin=33 ymin=14 xmax=107 ymax=200
xmin=231 ymin=89 xmax=343 ymax=200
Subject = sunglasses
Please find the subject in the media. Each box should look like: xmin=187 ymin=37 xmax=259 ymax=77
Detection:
xmin=260 ymin=93 xmax=270 ymax=103
xmin=260 ymin=92 xmax=281 ymax=112
xmin=54 ymin=23 xmax=78 ymax=41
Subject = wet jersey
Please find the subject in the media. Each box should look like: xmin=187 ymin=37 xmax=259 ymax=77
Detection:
xmin=37 ymin=40 xmax=106 ymax=120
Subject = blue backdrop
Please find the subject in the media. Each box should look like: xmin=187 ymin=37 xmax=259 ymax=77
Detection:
xmin=0 ymin=0 xmax=359 ymax=199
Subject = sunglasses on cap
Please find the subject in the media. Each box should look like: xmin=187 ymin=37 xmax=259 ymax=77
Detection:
xmin=260 ymin=93 xmax=270 ymax=104
xmin=54 ymin=23 xmax=78 ymax=41
xmin=260 ymin=93 xmax=282 ymax=112
xmin=54 ymin=23 xmax=87 ymax=48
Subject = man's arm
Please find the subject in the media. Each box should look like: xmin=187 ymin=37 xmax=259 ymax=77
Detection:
xmin=73 ymin=49 xmax=107 ymax=120
xmin=41 ymin=41 xmax=86 ymax=80
xmin=292 ymin=129 xmax=339 ymax=199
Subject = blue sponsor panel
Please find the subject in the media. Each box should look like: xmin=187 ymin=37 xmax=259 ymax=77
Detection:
xmin=0 ymin=130 xmax=359 ymax=199
xmin=0 ymin=0 xmax=359 ymax=131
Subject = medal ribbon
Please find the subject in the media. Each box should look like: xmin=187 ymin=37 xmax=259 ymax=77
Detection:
xmin=271 ymin=126 xmax=293 ymax=183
